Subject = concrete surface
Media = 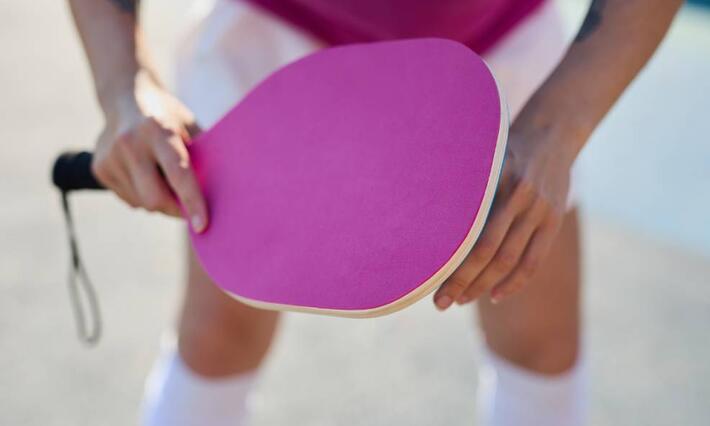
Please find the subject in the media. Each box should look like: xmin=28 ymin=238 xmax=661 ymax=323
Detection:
xmin=1 ymin=1 xmax=709 ymax=425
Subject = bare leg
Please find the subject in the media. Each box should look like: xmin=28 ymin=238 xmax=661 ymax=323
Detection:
xmin=478 ymin=208 xmax=581 ymax=373
xmin=140 ymin=242 xmax=280 ymax=426
xmin=178 ymin=243 xmax=280 ymax=377
xmin=476 ymin=209 xmax=585 ymax=425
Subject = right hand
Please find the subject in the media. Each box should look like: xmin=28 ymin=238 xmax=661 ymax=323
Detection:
xmin=92 ymin=72 xmax=208 ymax=232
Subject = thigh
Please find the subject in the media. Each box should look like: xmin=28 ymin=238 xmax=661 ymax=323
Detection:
xmin=477 ymin=208 xmax=582 ymax=374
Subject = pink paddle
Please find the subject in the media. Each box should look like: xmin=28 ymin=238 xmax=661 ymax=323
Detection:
xmin=53 ymin=38 xmax=507 ymax=325
xmin=186 ymin=38 xmax=508 ymax=316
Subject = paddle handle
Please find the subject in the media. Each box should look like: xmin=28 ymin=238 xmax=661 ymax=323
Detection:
xmin=52 ymin=151 xmax=105 ymax=192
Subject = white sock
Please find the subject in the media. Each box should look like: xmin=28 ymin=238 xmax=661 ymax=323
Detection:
xmin=140 ymin=337 xmax=258 ymax=426
xmin=476 ymin=346 xmax=588 ymax=426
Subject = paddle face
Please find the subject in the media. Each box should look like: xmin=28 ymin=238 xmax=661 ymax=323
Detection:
xmin=188 ymin=38 xmax=507 ymax=316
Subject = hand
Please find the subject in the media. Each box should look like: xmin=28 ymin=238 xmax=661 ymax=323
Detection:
xmin=433 ymin=123 xmax=577 ymax=309
xmin=91 ymin=71 xmax=208 ymax=232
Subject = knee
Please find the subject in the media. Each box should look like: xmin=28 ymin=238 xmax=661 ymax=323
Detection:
xmin=181 ymin=256 xmax=280 ymax=355
xmin=486 ymin=330 xmax=580 ymax=376
xmin=178 ymin=282 xmax=280 ymax=376
xmin=179 ymin=297 xmax=280 ymax=352
xmin=179 ymin=243 xmax=281 ymax=376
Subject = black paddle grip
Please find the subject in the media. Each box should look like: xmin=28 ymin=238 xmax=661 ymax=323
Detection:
xmin=52 ymin=151 xmax=105 ymax=192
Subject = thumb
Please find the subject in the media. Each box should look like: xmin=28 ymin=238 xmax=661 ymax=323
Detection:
xmin=184 ymin=120 xmax=202 ymax=141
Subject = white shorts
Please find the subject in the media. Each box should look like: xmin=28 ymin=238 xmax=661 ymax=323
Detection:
xmin=175 ymin=0 xmax=579 ymax=208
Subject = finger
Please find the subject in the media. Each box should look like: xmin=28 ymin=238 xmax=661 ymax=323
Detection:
xmin=103 ymin=170 xmax=141 ymax=208
xmin=91 ymin=154 xmax=140 ymax=208
xmin=111 ymin=159 xmax=143 ymax=204
xmin=152 ymin=133 xmax=208 ymax=232
xmin=434 ymin=219 xmax=512 ymax=310
xmin=118 ymin=135 xmax=182 ymax=216
xmin=495 ymin=166 xmax=516 ymax=199
xmin=434 ymin=180 xmax=538 ymax=310
xmin=457 ymin=199 xmax=547 ymax=304
xmin=433 ymin=184 xmax=533 ymax=310
xmin=490 ymin=218 xmax=559 ymax=303
xmin=183 ymin=121 xmax=202 ymax=140
xmin=128 ymin=159 xmax=181 ymax=216
xmin=433 ymin=258 xmax=486 ymax=311
xmin=111 ymin=166 xmax=142 ymax=208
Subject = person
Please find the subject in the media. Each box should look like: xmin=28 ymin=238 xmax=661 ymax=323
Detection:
xmin=66 ymin=0 xmax=682 ymax=424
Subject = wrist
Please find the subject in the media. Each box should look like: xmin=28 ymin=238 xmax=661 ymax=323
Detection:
xmin=511 ymin=94 xmax=595 ymax=166
xmin=99 ymin=69 xmax=161 ymax=123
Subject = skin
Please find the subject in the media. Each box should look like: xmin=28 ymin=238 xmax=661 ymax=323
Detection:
xmin=68 ymin=0 xmax=207 ymax=231
xmin=179 ymin=243 xmax=280 ymax=376
xmin=67 ymin=0 xmax=681 ymax=378
xmin=433 ymin=0 xmax=683 ymax=309
xmin=479 ymin=208 xmax=581 ymax=374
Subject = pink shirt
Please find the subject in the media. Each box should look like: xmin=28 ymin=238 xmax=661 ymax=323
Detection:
xmin=242 ymin=0 xmax=546 ymax=53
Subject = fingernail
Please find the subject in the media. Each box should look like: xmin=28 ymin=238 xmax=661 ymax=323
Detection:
xmin=456 ymin=296 xmax=470 ymax=305
xmin=491 ymin=294 xmax=501 ymax=304
xmin=191 ymin=214 xmax=206 ymax=233
xmin=436 ymin=295 xmax=453 ymax=311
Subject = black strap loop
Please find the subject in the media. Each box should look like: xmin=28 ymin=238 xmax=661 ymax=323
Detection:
xmin=60 ymin=191 xmax=102 ymax=345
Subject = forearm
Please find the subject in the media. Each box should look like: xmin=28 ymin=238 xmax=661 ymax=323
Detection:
xmin=67 ymin=0 xmax=159 ymax=115
xmin=515 ymin=0 xmax=683 ymax=160
xmin=440 ymin=0 xmax=683 ymax=306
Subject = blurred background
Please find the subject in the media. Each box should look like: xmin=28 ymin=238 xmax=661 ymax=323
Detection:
xmin=1 ymin=0 xmax=709 ymax=425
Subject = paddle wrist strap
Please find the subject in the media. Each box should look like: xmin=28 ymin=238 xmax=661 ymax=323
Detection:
xmin=59 ymin=188 xmax=102 ymax=346
xmin=52 ymin=151 xmax=105 ymax=345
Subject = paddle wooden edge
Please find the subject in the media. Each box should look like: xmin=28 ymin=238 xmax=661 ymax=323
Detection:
xmin=223 ymin=69 xmax=510 ymax=318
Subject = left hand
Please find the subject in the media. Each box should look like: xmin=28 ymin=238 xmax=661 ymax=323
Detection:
xmin=433 ymin=123 xmax=577 ymax=309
